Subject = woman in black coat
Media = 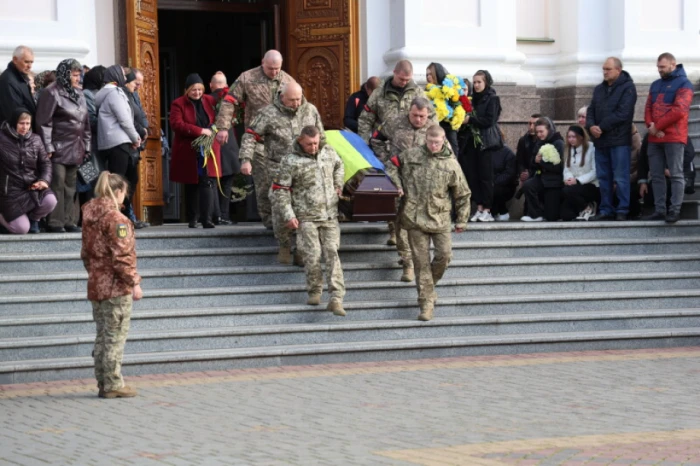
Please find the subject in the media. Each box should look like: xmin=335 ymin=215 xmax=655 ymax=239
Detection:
xmin=459 ymin=70 xmax=501 ymax=222
xmin=0 ymin=108 xmax=56 ymax=234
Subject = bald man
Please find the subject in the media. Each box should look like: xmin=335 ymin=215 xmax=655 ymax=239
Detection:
xmin=238 ymin=82 xmax=324 ymax=264
xmin=215 ymin=50 xmax=296 ymax=228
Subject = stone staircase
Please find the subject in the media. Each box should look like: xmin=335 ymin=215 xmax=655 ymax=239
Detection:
xmin=685 ymin=89 xmax=700 ymax=216
xmin=1 ymin=222 xmax=700 ymax=384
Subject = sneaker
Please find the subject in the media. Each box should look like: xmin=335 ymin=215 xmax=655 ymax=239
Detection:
xmin=576 ymin=204 xmax=593 ymax=221
xmin=478 ymin=211 xmax=495 ymax=222
xmin=495 ymin=213 xmax=510 ymax=222
xmin=665 ymin=212 xmax=680 ymax=223
xmin=470 ymin=211 xmax=484 ymax=222
xmin=642 ymin=212 xmax=665 ymax=221
xmin=102 ymin=385 xmax=137 ymax=399
xmin=521 ymin=216 xmax=543 ymax=222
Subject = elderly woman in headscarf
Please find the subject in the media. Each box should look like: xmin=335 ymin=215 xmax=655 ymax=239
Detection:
xmin=35 ymin=58 xmax=91 ymax=233
xmin=169 ymin=73 xmax=221 ymax=228
xmin=33 ymin=70 xmax=56 ymax=103
xmin=0 ymin=108 xmax=56 ymax=234
xmin=95 ymin=65 xmax=142 ymax=226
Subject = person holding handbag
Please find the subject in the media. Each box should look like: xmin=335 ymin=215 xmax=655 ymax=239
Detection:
xmin=459 ymin=70 xmax=502 ymax=222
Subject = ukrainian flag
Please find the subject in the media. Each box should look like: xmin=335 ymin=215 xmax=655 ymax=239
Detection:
xmin=325 ymin=130 xmax=385 ymax=182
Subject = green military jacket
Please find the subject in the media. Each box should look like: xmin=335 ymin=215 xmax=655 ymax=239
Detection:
xmin=385 ymin=143 xmax=471 ymax=232
xmin=215 ymin=66 xmax=295 ymax=129
xmin=370 ymin=114 xmax=431 ymax=162
xmin=274 ymin=141 xmax=345 ymax=223
xmin=239 ymin=95 xmax=325 ymax=173
xmin=357 ymin=78 xmax=428 ymax=142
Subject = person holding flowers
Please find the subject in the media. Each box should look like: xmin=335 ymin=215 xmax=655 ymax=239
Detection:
xmin=425 ymin=63 xmax=462 ymax=155
xmin=459 ymin=70 xmax=502 ymax=222
xmin=521 ymin=117 xmax=564 ymax=221
xmin=169 ymin=73 xmax=222 ymax=229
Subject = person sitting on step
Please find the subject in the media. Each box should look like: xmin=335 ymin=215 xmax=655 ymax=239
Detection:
xmin=521 ymin=117 xmax=564 ymax=222
xmin=560 ymin=125 xmax=599 ymax=221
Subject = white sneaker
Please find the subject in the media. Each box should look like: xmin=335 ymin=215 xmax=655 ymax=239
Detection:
xmin=495 ymin=213 xmax=510 ymax=222
xmin=478 ymin=211 xmax=495 ymax=222
xmin=470 ymin=211 xmax=483 ymax=222
xmin=521 ymin=216 xmax=543 ymax=222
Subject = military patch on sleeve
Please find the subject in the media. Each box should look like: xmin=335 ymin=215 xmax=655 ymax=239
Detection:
xmin=116 ymin=224 xmax=128 ymax=239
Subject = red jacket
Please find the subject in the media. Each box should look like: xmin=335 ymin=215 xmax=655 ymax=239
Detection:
xmin=169 ymin=94 xmax=221 ymax=184
xmin=644 ymin=64 xmax=693 ymax=144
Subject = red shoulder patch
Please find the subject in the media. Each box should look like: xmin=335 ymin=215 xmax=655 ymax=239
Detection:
xmin=245 ymin=128 xmax=262 ymax=142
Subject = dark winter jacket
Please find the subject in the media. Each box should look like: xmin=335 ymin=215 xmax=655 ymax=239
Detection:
xmin=0 ymin=61 xmax=37 ymax=124
xmin=586 ymin=70 xmax=637 ymax=149
xmin=459 ymin=87 xmax=501 ymax=153
xmin=35 ymin=82 xmax=91 ymax=166
xmin=516 ymin=132 xmax=538 ymax=175
xmin=0 ymin=121 xmax=53 ymax=222
xmin=533 ymin=118 xmax=564 ymax=188
xmin=344 ymin=87 xmax=370 ymax=133
xmin=492 ymin=145 xmax=517 ymax=187
xmin=644 ymin=64 xmax=693 ymax=144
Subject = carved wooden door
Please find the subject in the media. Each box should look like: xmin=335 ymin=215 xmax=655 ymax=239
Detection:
xmin=286 ymin=0 xmax=359 ymax=129
xmin=126 ymin=0 xmax=163 ymax=220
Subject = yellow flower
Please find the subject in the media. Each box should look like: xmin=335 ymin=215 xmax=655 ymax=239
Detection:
xmin=434 ymin=100 xmax=449 ymax=122
xmin=451 ymin=106 xmax=466 ymax=130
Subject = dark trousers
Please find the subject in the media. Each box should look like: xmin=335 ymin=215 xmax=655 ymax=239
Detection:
xmin=523 ymin=176 xmax=561 ymax=221
xmin=101 ymin=143 xmax=139 ymax=221
xmin=47 ymin=163 xmax=78 ymax=228
xmin=185 ymin=176 xmax=213 ymax=223
xmin=493 ymin=184 xmax=516 ymax=215
xmin=212 ymin=174 xmax=234 ymax=221
xmin=460 ymin=146 xmax=494 ymax=209
xmin=560 ymin=183 xmax=600 ymax=221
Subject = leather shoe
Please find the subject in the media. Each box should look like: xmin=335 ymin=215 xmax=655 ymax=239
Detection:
xmin=615 ymin=213 xmax=628 ymax=221
xmin=590 ymin=213 xmax=615 ymax=221
xmin=202 ymin=221 xmax=216 ymax=229
xmin=642 ymin=212 xmax=665 ymax=221
xmin=47 ymin=226 xmax=66 ymax=233
xmin=665 ymin=212 xmax=680 ymax=223
xmin=64 ymin=225 xmax=81 ymax=232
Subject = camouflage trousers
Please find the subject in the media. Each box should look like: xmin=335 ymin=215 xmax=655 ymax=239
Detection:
xmin=91 ymin=294 xmax=132 ymax=392
xmin=407 ymin=229 xmax=452 ymax=306
xmin=252 ymin=144 xmax=272 ymax=228
xmin=298 ymin=219 xmax=345 ymax=299
xmin=269 ymin=186 xmax=294 ymax=249
xmin=387 ymin=220 xmax=411 ymax=266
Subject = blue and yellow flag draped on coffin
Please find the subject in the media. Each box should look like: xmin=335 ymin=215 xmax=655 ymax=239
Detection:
xmin=325 ymin=130 xmax=385 ymax=182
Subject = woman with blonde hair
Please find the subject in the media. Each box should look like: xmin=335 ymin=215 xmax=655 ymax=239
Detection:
xmin=81 ymin=171 xmax=142 ymax=399
xmin=560 ymin=125 xmax=599 ymax=221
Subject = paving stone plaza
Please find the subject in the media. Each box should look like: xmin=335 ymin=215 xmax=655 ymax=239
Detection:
xmin=2 ymin=347 xmax=700 ymax=465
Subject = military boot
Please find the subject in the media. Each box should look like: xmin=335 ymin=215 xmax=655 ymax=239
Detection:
xmin=327 ymin=299 xmax=346 ymax=316
xmin=103 ymin=385 xmax=138 ymax=399
xmin=307 ymin=293 xmax=321 ymax=305
xmin=97 ymin=383 xmax=105 ymax=398
xmin=400 ymin=263 xmax=415 ymax=282
xmin=293 ymin=249 xmax=305 ymax=267
xmin=386 ymin=221 xmax=397 ymax=245
xmin=277 ymin=246 xmax=292 ymax=265
xmin=417 ymin=303 xmax=434 ymax=321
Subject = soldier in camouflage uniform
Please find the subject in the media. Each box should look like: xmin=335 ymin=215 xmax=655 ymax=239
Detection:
xmin=274 ymin=126 xmax=346 ymax=316
xmin=371 ymin=97 xmax=436 ymax=283
xmin=357 ymin=60 xmax=430 ymax=143
xmin=385 ymin=125 xmax=471 ymax=321
xmin=239 ymin=82 xmax=324 ymax=264
xmin=215 ymin=50 xmax=296 ymax=228
xmin=81 ymin=172 xmax=143 ymax=398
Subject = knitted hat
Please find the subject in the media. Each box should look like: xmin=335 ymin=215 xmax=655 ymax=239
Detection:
xmin=185 ymin=73 xmax=203 ymax=90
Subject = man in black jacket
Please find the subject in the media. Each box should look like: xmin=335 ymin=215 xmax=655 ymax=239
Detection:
xmin=0 ymin=45 xmax=36 ymax=124
xmin=586 ymin=57 xmax=637 ymax=221
xmin=515 ymin=113 xmax=542 ymax=185
xmin=343 ymin=77 xmax=379 ymax=133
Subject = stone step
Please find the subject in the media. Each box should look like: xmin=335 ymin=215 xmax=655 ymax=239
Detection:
xmin=2 ymin=327 xmax=699 ymax=384
xmin=2 ymin=254 xmax=699 ymax=295
xmin=3 ymin=309 xmax=699 ymax=362
xmin=3 ymin=289 xmax=699 ymax=338
xmin=0 ymin=272 xmax=698 ymax=316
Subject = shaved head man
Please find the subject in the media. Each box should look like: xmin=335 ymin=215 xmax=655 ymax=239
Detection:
xmin=209 ymin=71 xmax=227 ymax=93
xmin=262 ymin=50 xmax=283 ymax=80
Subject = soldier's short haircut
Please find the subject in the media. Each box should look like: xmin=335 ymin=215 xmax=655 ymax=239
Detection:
xmin=12 ymin=45 xmax=33 ymax=59
xmin=426 ymin=124 xmax=445 ymax=138
xmin=531 ymin=113 xmax=543 ymax=119
xmin=658 ymin=52 xmax=676 ymax=63
xmin=410 ymin=97 xmax=431 ymax=111
xmin=299 ymin=125 xmax=320 ymax=139
xmin=394 ymin=60 xmax=413 ymax=74
xmin=606 ymin=57 xmax=623 ymax=69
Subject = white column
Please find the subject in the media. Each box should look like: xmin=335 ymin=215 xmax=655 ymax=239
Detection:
xmin=363 ymin=0 xmax=535 ymax=85
xmin=0 ymin=0 xmax=98 ymax=72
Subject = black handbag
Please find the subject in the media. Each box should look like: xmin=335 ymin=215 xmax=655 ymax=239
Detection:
xmin=77 ymin=155 xmax=101 ymax=184
xmin=480 ymin=125 xmax=504 ymax=151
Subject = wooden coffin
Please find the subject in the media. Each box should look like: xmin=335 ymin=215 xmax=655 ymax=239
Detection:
xmin=340 ymin=170 xmax=400 ymax=222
